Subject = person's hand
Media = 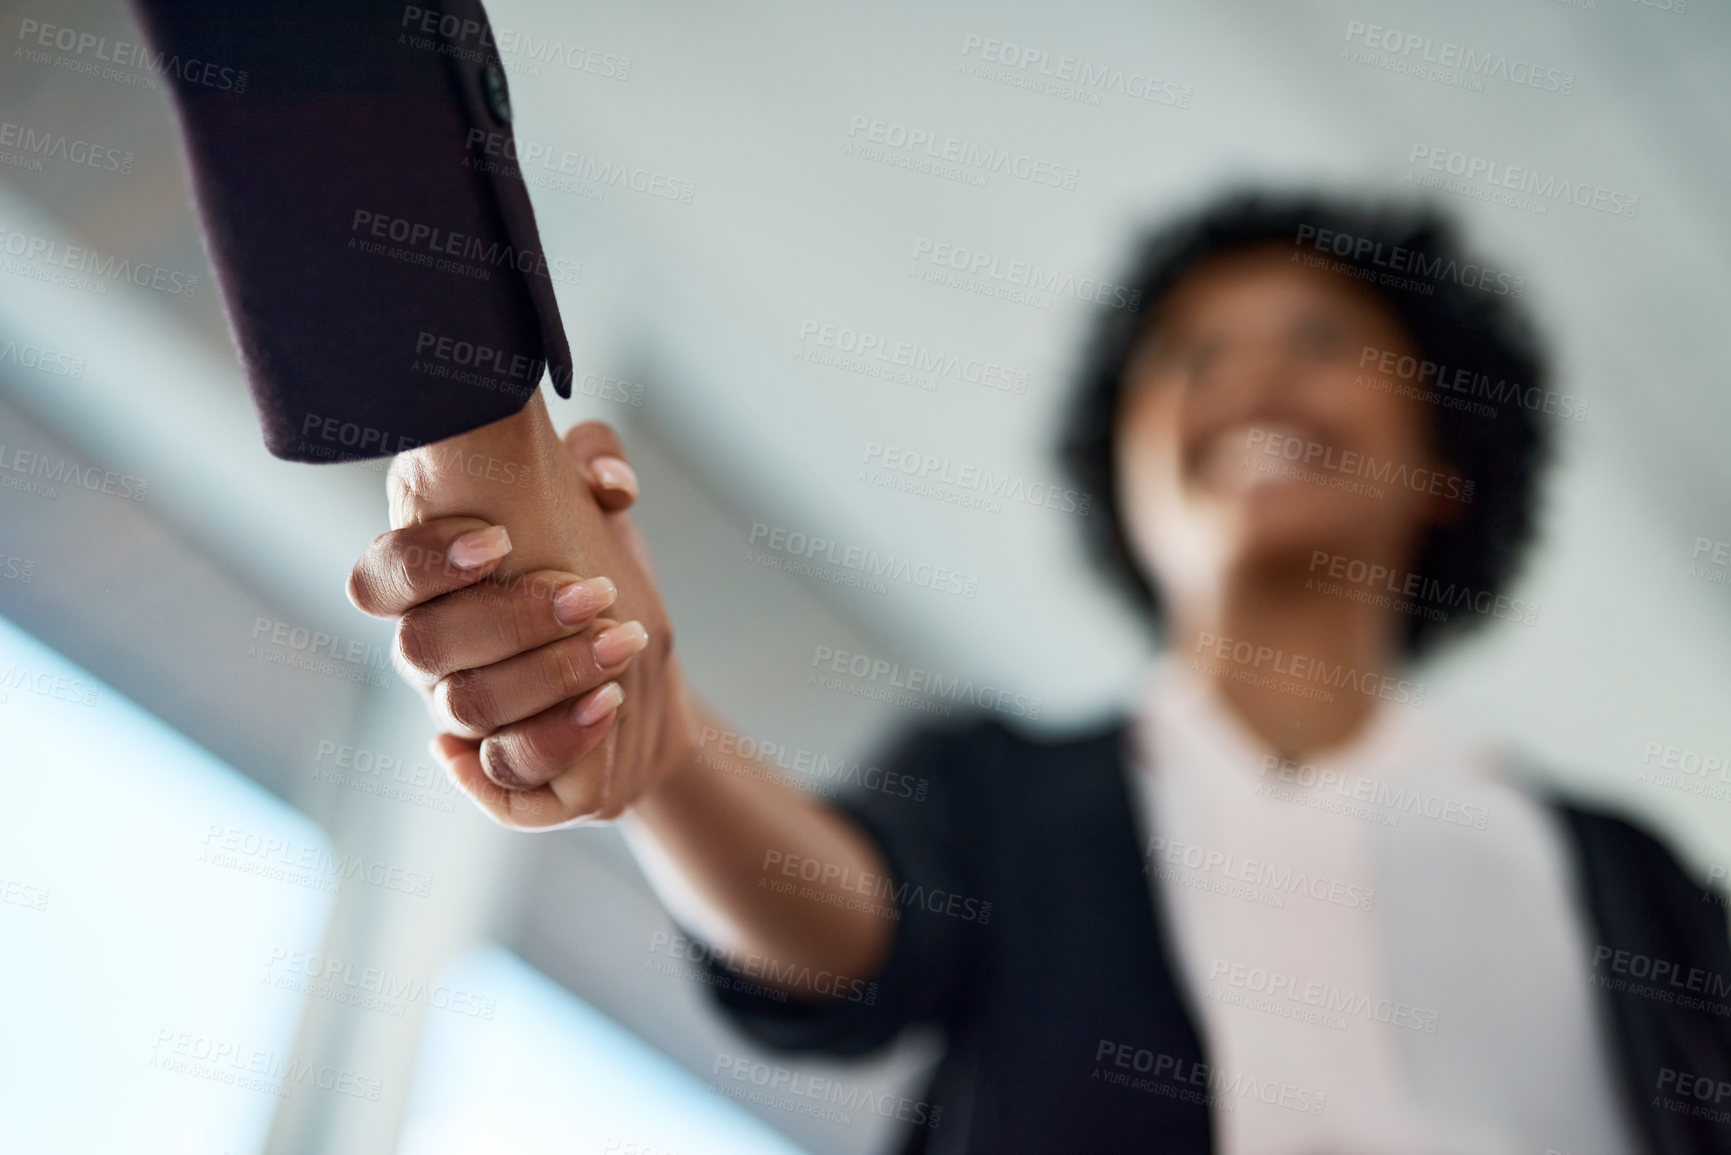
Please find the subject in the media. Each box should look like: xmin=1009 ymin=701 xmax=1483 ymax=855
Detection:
xmin=349 ymin=400 xmax=697 ymax=827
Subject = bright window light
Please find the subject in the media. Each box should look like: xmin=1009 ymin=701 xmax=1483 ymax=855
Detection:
xmin=0 ymin=613 xmax=336 ymax=1154
xmin=399 ymin=944 xmax=813 ymax=1155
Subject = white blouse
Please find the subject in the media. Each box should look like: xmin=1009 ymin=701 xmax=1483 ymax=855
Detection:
xmin=1126 ymin=662 xmax=1640 ymax=1155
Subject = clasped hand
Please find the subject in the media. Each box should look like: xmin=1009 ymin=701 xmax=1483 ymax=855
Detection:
xmin=347 ymin=410 xmax=695 ymax=829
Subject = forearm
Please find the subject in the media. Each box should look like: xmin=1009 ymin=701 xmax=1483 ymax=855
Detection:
xmin=621 ymin=703 xmax=896 ymax=990
xmin=389 ymin=404 xmax=892 ymax=982
xmin=389 ymin=393 xmax=584 ymax=568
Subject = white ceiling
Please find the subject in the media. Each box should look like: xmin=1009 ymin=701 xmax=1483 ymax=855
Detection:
xmin=4 ymin=0 xmax=1729 ymax=832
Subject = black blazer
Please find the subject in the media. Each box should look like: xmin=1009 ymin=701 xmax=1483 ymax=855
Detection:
xmin=131 ymin=0 xmax=568 ymax=462
xmin=704 ymin=718 xmax=1731 ymax=1154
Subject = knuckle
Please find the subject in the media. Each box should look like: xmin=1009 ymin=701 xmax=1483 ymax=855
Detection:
xmin=438 ymin=671 xmax=498 ymax=734
xmin=345 ymin=567 xmax=377 ymax=614
xmin=395 ymin=611 xmax=448 ymax=679
xmin=553 ymin=765 xmax=606 ymax=818
xmin=358 ymin=548 xmax=417 ymax=617
xmin=579 ymin=418 xmax=622 ymax=447
xmin=479 ymin=741 xmax=529 ymax=790
xmin=548 ymin=639 xmax=594 ymax=699
xmin=501 ymin=579 xmax=546 ymax=652
xmin=510 ymin=724 xmax=568 ymax=785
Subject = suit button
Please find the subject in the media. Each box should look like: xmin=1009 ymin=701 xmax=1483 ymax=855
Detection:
xmin=483 ymin=58 xmax=513 ymax=125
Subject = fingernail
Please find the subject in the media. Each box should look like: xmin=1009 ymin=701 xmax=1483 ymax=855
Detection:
xmin=487 ymin=754 xmax=528 ymax=790
xmin=554 ymin=576 xmax=617 ymax=626
xmin=450 ymin=525 xmax=511 ymax=570
xmin=572 ymin=682 xmax=624 ymax=727
xmin=592 ymin=620 xmax=648 ymax=668
xmin=592 ymin=456 xmax=639 ymax=499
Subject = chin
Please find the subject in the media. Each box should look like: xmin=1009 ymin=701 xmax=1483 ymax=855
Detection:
xmin=1231 ymin=485 xmax=1381 ymax=562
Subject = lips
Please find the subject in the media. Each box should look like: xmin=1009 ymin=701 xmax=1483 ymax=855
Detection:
xmin=1194 ymin=417 xmax=1338 ymax=493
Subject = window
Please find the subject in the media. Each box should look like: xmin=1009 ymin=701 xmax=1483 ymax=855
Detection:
xmin=400 ymin=945 xmax=812 ymax=1155
xmin=0 ymin=613 xmax=337 ymax=1154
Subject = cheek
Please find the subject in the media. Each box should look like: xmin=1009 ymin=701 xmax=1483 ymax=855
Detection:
xmin=1322 ymin=364 xmax=1435 ymax=462
xmin=1113 ymin=391 xmax=1197 ymax=571
xmin=1114 ymin=393 xmax=1182 ymax=503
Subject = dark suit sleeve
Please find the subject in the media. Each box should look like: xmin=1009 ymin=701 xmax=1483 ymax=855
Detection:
xmin=1558 ymin=801 xmax=1731 ymax=1155
xmin=128 ymin=0 xmax=574 ymax=463
xmin=694 ymin=723 xmax=996 ymax=1057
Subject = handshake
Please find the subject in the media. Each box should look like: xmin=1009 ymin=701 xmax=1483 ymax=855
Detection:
xmin=347 ymin=392 xmax=698 ymax=829
xmin=345 ymin=391 xmax=895 ymax=983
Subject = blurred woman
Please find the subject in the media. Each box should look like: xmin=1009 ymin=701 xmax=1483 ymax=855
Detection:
xmin=349 ymin=192 xmax=1731 ymax=1154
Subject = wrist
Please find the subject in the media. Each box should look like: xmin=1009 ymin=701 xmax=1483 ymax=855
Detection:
xmin=389 ymin=391 xmax=562 ymax=524
xmin=646 ymin=665 xmax=704 ymax=794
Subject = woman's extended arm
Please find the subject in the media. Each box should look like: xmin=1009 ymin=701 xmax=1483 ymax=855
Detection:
xmin=351 ymin=418 xmax=895 ymax=988
xmin=621 ymin=702 xmax=894 ymax=983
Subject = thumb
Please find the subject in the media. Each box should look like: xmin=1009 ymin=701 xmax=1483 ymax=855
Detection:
xmin=562 ymin=420 xmax=638 ymax=512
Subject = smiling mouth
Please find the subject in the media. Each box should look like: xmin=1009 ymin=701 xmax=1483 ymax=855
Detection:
xmin=1195 ymin=420 xmax=1335 ymax=493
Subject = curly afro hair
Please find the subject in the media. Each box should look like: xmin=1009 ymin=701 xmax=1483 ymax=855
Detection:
xmin=1059 ymin=190 xmax=1553 ymax=659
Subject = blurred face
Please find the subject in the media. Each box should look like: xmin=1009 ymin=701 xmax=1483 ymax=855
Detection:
xmin=1115 ymin=247 xmax=1455 ymax=610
